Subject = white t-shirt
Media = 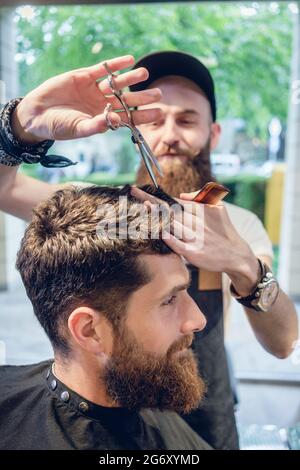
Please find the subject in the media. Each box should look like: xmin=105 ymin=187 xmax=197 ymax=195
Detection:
xmin=222 ymin=201 xmax=274 ymax=318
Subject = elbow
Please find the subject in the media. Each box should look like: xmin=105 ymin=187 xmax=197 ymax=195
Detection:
xmin=271 ymin=342 xmax=295 ymax=359
xmin=273 ymin=349 xmax=291 ymax=360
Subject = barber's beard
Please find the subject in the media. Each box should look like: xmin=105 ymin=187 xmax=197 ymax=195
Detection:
xmin=135 ymin=137 xmax=215 ymax=198
xmin=103 ymin=326 xmax=206 ymax=414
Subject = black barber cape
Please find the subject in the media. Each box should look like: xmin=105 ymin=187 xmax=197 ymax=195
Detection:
xmin=0 ymin=360 xmax=211 ymax=450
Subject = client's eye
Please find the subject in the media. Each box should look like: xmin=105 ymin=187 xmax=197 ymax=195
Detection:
xmin=162 ymin=295 xmax=177 ymax=306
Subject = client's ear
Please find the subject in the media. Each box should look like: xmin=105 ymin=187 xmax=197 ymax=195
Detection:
xmin=68 ymin=307 xmax=113 ymax=358
xmin=210 ymin=122 xmax=221 ymax=151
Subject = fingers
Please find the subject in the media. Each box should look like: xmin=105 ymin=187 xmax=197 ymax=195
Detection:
xmin=172 ymin=219 xmax=197 ymax=243
xmin=131 ymin=187 xmax=204 ymax=262
xmin=179 ymin=191 xmax=200 ymax=201
xmin=130 ymin=187 xmax=162 ymax=204
xmin=131 ymin=188 xmax=203 ymax=230
xmin=79 ymin=55 xmax=136 ymax=81
xmin=180 ymin=191 xmax=225 ymax=209
xmin=177 ymin=197 xmax=223 ymax=216
xmin=173 ymin=207 xmax=202 ymax=233
xmin=105 ymin=88 xmax=162 ymax=110
xmin=162 ymin=232 xmax=188 ymax=255
xmin=73 ymin=106 xmax=162 ymax=140
xmin=118 ymin=107 xmax=162 ymax=125
xmin=163 ymin=227 xmax=203 ymax=261
xmin=175 ymin=199 xmax=202 ymax=216
xmin=130 ymin=188 xmax=172 ymax=212
xmin=131 ymin=188 xmax=172 ymax=218
xmin=73 ymin=112 xmax=122 ymax=138
xmin=99 ymin=67 xmax=149 ymax=94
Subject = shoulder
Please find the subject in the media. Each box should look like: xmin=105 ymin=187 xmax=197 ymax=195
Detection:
xmin=0 ymin=360 xmax=52 ymax=396
xmin=141 ymin=409 xmax=212 ymax=450
xmin=224 ymin=201 xmax=259 ymax=225
xmin=224 ymin=202 xmax=273 ymax=258
xmin=0 ymin=361 xmax=53 ymax=449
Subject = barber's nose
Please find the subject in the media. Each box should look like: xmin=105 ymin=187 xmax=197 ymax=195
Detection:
xmin=181 ymin=297 xmax=207 ymax=335
xmin=162 ymin=119 xmax=179 ymax=147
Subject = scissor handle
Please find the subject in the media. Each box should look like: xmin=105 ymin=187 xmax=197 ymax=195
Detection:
xmin=103 ymin=62 xmax=161 ymax=187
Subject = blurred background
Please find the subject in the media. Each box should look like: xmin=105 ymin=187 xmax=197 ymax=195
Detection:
xmin=0 ymin=0 xmax=300 ymax=449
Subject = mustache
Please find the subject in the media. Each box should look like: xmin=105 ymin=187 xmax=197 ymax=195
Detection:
xmin=156 ymin=145 xmax=195 ymax=160
xmin=167 ymin=333 xmax=194 ymax=357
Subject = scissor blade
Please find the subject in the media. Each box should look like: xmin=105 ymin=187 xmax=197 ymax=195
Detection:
xmin=143 ymin=142 xmax=164 ymax=177
xmin=121 ymin=124 xmax=161 ymax=187
xmin=139 ymin=144 xmax=158 ymax=188
xmin=135 ymin=130 xmax=164 ymax=177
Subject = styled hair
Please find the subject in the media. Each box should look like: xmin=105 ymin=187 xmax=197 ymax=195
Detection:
xmin=16 ymin=184 xmax=174 ymax=356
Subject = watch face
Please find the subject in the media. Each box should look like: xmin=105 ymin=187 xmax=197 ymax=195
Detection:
xmin=259 ymin=279 xmax=279 ymax=311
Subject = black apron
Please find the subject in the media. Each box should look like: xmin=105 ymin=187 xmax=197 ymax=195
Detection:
xmin=180 ymin=265 xmax=239 ymax=449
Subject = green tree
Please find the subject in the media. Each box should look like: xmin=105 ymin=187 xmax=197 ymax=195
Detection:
xmin=15 ymin=2 xmax=293 ymax=139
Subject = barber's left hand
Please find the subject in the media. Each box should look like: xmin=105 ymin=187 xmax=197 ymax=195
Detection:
xmin=131 ymin=187 xmax=261 ymax=296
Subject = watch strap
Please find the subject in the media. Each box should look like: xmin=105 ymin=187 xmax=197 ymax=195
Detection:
xmin=230 ymin=258 xmax=276 ymax=311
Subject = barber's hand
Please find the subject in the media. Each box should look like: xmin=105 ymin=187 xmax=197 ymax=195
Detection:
xmin=132 ymin=187 xmax=261 ymax=297
xmin=12 ymin=55 xmax=162 ymax=144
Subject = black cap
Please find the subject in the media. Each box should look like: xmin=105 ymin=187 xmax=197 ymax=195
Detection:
xmin=129 ymin=50 xmax=217 ymax=121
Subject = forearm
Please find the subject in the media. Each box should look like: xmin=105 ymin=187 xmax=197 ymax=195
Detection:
xmin=0 ymin=100 xmax=64 ymax=221
xmin=0 ymin=164 xmax=18 ymax=199
xmin=228 ymin=248 xmax=299 ymax=358
xmin=0 ymin=167 xmax=64 ymax=221
xmin=244 ymin=289 xmax=299 ymax=358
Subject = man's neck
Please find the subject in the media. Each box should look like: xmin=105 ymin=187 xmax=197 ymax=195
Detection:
xmin=53 ymin=356 xmax=119 ymax=408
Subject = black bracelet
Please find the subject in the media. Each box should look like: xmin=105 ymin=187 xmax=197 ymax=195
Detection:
xmin=0 ymin=98 xmax=76 ymax=168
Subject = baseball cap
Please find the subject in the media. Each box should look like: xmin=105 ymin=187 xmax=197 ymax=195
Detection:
xmin=129 ymin=50 xmax=217 ymax=121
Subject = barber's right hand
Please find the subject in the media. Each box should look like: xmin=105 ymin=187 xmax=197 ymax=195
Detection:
xmin=12 ymin=55 xmax=162 ymax=144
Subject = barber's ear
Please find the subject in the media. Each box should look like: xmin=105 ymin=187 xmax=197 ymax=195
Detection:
xmin=68 ymin=307 xmax=112 ymax=357
xmin=210 ymin=122 xmax=221 ymax=151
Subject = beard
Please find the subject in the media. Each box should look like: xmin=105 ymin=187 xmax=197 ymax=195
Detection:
xmin=135 ymin=137 xmax=215 ymax=198
xmin=103 ymin=326 xmax=206 ymax=414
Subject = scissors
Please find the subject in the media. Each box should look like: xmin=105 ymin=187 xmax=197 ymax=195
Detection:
xmin=103 ymin=62 xmax=163 ymax=188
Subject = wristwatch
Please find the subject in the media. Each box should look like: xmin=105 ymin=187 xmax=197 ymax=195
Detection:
xmin=230 ymin=258 xmax=279 ymax=312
